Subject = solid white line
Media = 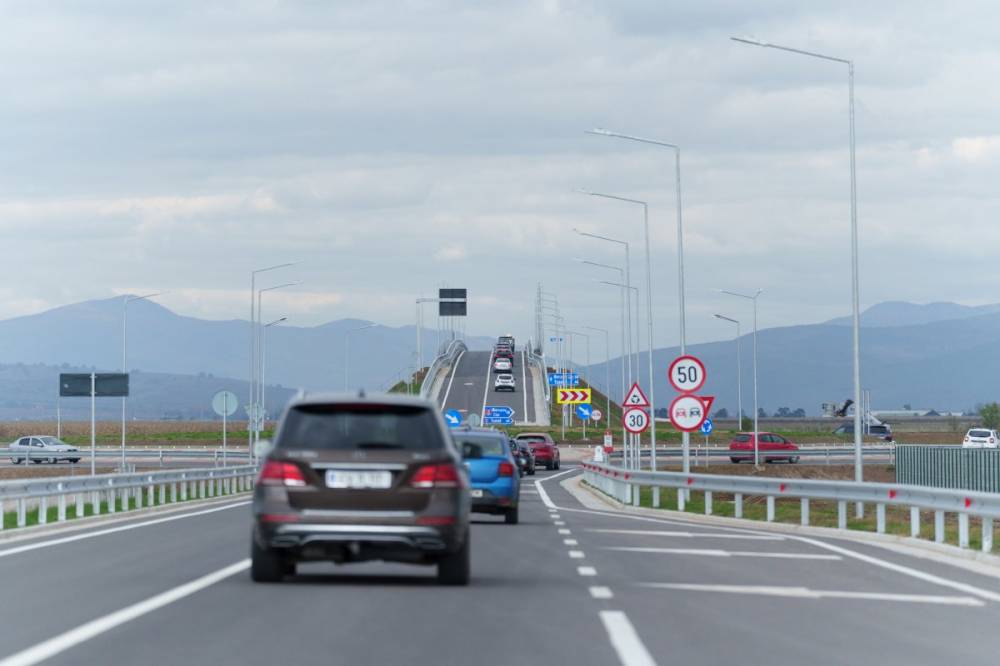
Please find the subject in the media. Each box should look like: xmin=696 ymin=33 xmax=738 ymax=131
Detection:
xmin=590 ymin=586 xmax=614 ymax=600
xmin=586 ymin=529 xmax=785 ymax=541
xmin=0 ymin=559 xmax=250 ymax=666
xmin=569 ymin=550 xmax=586 ymax=559
xmin=564 ymin=539 xmax=579 ymax=546
xmin=521 ymin=350 xmax=529 ymax=423
xmin=638 ymin=583 xmax=984 ymax=607
xmin=604 ymin=547 xmax=840 ymax=561
xmin=440 ymin=349 xmax=466 ymax=408
xmin=0 ymin=501 xmax=250 ymax=559
xmin=599 ymin=610 xmax=656 ymax=666
xmin=578 ymin=566 xmax=598 ymax=576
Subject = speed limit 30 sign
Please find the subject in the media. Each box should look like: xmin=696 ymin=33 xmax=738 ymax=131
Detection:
xmin=668 ymin=355 xmax=706 ymax=393
xmin=623 ymin=407 xmax=650 ymax=434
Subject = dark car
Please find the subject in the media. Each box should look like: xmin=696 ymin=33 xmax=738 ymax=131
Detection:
xmin=510 ymin=439 xmax=536 ymax=476
xmin=514 ymin=432 xmax=560 ymax=470
xmin=833 ymin=422 xmax=893 ymax=441
xmin=452 ymin=428 xmax=521 ymax=524
xmin=728 ymin=432 xmax=799 ymax=464
xmin=250 ymin=393 xmax=471 ymax=585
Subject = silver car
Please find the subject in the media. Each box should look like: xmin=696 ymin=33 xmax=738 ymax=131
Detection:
xmin=494 ymin=374 xmax=516 ymax=392
xmin=10 ymin=436 xmax=81 ymax=464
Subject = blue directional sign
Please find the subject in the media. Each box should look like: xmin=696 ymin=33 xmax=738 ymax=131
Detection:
xmin=483 ymin=406 xmax=514 ymax=425
xmin=576 ymin=404 xmax=593 ymax=420
xmin=700 ymin=418 xmax=714 ymax=435
xmin=444 ymin=409 xmax=463 ymax=428
xmin=547 ymin=372 xmax=580 ymax=387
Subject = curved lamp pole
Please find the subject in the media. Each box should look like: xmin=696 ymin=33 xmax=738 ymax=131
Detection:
xmin=261 ymin=316 xmax=287 ymax=437
xmin=714 ymin=314 xmax=742 ymax=431
xmin=122 ymin=291 xmax=167 ymax=470
xmin=256 ymin=281 xmax=300 ymax=445
xmin=722 ymin=289 xmax=762 ymax=466
xmin=249 ymin=262 xmax=297 ymax=450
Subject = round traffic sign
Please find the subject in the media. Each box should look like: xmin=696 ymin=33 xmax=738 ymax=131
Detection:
xmin=591 ymin=409 xmax=603 ymax=422
xmin=668 ymin=394 xmax=709 ymax=432
xmin=212 ymin=390 xmax=238 ymax=417
xmin=700 ymin=418 xmax=714 ymax=435
xmin=623 ymin=407 xmax=650 ymax=434
xmin=668 ymin=355 xmax=706 ymax=393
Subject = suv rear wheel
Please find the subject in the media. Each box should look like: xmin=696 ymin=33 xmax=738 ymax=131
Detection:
xmin=437 ymin=530 xmax=470 ymax=586
xmin=251 ymin=537 xmax=287 ymax=583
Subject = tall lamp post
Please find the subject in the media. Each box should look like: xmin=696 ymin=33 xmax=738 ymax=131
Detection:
xmin=256 ymin=281 xmax=300 ymax=445
xmin=345 ymin=323 xmax=377 ymax=391
xmin=586 ymin=129 xmax=687 ymax=505
xmin=730 ymin=36 xmax=863 ymax=507
xmin=581 ymin=325 xmax=611 ymax=433
xmin=575 ymin=258 xmax=629 ymax=405
xmin=722 ymin=289 xmax=762 ymax=465
xmin=121 ymin=291 xmax=167 ymax=470
xmin=250 ymin=262 xmax=297 ymax=450
xmin=261 ymin=316 xmax=287 ymax=436
xmin=714 ymin=314 xmax=742 ymax=430
xmin=598 ymin=279 xmax=642 ymax=473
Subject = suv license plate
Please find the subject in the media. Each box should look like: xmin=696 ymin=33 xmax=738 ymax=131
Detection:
xmin=325 ymin=470 xmax=392 ymax=489
xmin=469 ymin=489 xmax=484 ymax=498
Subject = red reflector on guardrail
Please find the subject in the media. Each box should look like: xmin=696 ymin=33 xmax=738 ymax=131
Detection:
xmin=888 ymin=490 xmax=897 ymax=499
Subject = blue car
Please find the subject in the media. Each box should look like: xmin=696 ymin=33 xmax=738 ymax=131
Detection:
xmin=452 ymin=428 xmax=520 ymax=524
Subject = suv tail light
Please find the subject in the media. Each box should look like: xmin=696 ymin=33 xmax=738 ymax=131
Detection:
xmin=498 ymin=461 xmax=515 ymax=477
xmin=410 ymin=463 xmax=463 ymax=489
xmin=259 ymin=460 xmax=307 ymax=487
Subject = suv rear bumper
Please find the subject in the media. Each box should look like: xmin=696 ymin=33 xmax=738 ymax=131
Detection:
xmin=254 ymin=520 xmax=465 ymax=562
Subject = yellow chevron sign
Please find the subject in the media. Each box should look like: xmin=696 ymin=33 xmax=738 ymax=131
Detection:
xmin=557 ymin=388 xmax=591 ymax=404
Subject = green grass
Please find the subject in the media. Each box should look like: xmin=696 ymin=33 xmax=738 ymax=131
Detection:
xmin=616 ymin=485 xmax=1000 ymax=553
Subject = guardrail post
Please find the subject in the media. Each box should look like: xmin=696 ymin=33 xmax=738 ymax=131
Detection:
xmin=0 ymin=500 xmax=4 ymax=530
xmin=958 ymin=513 xmax=970 ymax=549
xmin=734 ymin=493 xmax=743 ymax=518
xmin=837 ymin=501 xmax=847 ymax=529
xmin=216 ymin=476 xmax=222 ymax=497
xmin=876 ymin=503 xmax=886 ymax=534
xmin=121 ymin=488 xmax=128 ymax=512
xmin=801 ymin=498 xmax=809 ymax=526
xmin=983 ymin=518 xmax=994 ymax=553
xmin=92 ymin=491 xmax=100 ymax=516
xmin=652 ymin=486 xmax=660 ymax=508
xmin=181 ymin=476 xmax=188 ymax=501
xmin=38 ymin=497 xmax=47 ymax=525
xmin=910 ymin=507 xmax=920 ymax=537
xmin=766 ymin=496 xmax=775 ymax=522
xmin=158 ymin=484 xmax=165 ymax=505
xmin=170 ymin=483 xmax=177 ymax=503
xmin=934 ymin=511 xmax=945 ymax=543
xmin=135 ymin=484 xmax=142 ymax=509
xmin=200 ymin=479 xmax=206 ymax=499
xmin=58 ymin=493 xmax=66 ymax=522
xmin=677 ymin=488 xmax=685 ymax=511
xmin=147 ymin=484 xmax=154 ymax=507
xmin=702 ymin=491 xmax=711 ymax=515
xmin=108 ymin=488 xmax=116 ymax=514
xmin=17 ymin=499 xmax=26 ymax=527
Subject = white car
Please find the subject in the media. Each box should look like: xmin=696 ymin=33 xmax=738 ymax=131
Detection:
xmin=10 ymin=436 xmax=81 ymax=464
xmin=494 ymin=374 xmax=516 ymax=392
xmin=962 ymin=429 xmax=999 ymax=448
xmin=493 ymin=357 xmax=512 ymax=373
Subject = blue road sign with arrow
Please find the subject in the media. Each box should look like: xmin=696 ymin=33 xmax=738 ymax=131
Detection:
xmin=483 ymin=406 xmax=514 ymax=425
xmin=444 ymin=409 xmax=463 ymax=428
xmin=547 ymin=372 xmax=580 ymax=386
xmin=700 ymin=418 xmax=714 ymax=435
xmin=575 ymin=404 xmax=593 ymax=420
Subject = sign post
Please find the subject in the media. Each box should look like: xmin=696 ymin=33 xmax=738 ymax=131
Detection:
xmin=213 ymin=391 xmax=239 ymax=466
xmin=90 ymin=373 xmax=96 ymax=476
xmin=667 ymin=355 xmax=709 ymax=482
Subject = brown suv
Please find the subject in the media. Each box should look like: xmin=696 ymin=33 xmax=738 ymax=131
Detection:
xmin=250 ymin=393 xmax=471 ymax=585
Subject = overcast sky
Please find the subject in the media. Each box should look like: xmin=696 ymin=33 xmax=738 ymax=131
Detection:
xmin=3 ymin=0 xmax=999 ymax=352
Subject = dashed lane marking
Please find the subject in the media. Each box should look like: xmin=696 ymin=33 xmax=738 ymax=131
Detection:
xmin=599 ymin=610 xmax=656 ymax=666
xmin=590 ymin=586 xmax=614 ymax=600
xmin=569 ymin=550 xmax=586 ymax=559
xmin=564 ymin=539 xmax=579 ymax=546
xmin=578 ymin=566 xmax=598 ymax=576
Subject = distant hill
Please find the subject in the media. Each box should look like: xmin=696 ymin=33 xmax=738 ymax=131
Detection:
xmin=825 ymin=301 xmax=1000 ymax=328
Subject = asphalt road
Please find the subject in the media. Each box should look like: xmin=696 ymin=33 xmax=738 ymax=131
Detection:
xmin=440 ymin=349 xmax=537 ymax=425
xmin=1 ymin=466 xmax=999 ymax=665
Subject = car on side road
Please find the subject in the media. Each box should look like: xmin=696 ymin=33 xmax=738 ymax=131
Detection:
xmin=514 ymin=432 xmax=560 ymax=470
xmin=728 ymin=432 xmax=800 ymax=464
xmin=963 ymin=428 xmax=999 ymax=448
xmin=9 ymin=436 xmax=81 ymax=464
xmin=833 ymin=422 xmax=893 ymax=441
xmin=250 ymin=393 xmax=471 ymax=585
xmin=510 ymin=438 xmax=536 ymax=476
xmin=452 ymin=428 xmax=521 ymax=524
xmin=493 ymin=357 xmax=512 ymax=373
xmin=494 ymin=374 xmax=516 ymax=392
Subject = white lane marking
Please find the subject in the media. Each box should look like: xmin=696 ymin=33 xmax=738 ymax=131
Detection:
xmin=638 ymin=583 xmax=984 ymax=607
xmin=440 ymin=349 xmax=466 ymax=408
xmin=564 ymin=539 xmax=579 ymax=546
xmin=590 ymin=586 xmax=614 ymax=600
xmin=559 ymin=529 xmax=572 ymax=535
xmin=521 ymin=350 xmax=529 ymax=423
xmin=554 ymin=521 xmax=566 ymax=526
xmin=479 ymin=350 xmax=494 ymax=418
xmin=569 ymin=550 xmax=586 ymax=559
xmin=0 ymin=501 xmax=250 ymax=559
xmin=578 ymin=566 xmax=598 ymax=576
xmin=599 ymin=610 xmax=656 ymax=666
xmin=550 ymin=514 xmax=562 ymax=520
xmin=586 ymin=529 xmax=785 ymax=541
xmin=0 ymin=559 xmax=250 ymax=666
xmin=604 ymin=547 xmax=840 ymax=561
xmin=561 ymin=503 xmax=1000 ymax=604
xmin=534 ymin=468 xmax=580 ymax=510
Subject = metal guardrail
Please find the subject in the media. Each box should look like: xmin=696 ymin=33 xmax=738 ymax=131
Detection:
xmin=897 ymin=445 xmax=1000 ymax=493
xmin=420 ymin=339 xmax=467 ymax=399
xmin=581 ymin=461 xmax=999 ymax=552
xmin=0 ymin=447 xmax=251 ymax=466
xmin=0 ymin=465 xmax=257 ymax=531
xmin=608 ymin=444 xmax=899 ymax=465
xmin=525 ymin=345 xmax=549 ymax=404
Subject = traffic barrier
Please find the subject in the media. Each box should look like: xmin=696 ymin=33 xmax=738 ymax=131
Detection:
xmin=420 ymin=339 xmax=467 ymax=399
xmin=581 ymin=461 xmax=1000 ymax=553
xmin=896 ymin=445 xmax=1000 ymax=492
xmin=0 ymin=447 xmax=251 ymax=467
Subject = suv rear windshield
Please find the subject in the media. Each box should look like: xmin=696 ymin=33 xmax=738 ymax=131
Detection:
xmin=732 ymin=434 xmax=751 ymax=442
xmin=969 ymin=430 xmax=993 ymax=438
xmin=277 ymin=404 xmax=442 ymax=451
xmin=517 ymin=435 xmax=548 ymax=443
xmin=454 ymin=434 xmax=508 ymax=459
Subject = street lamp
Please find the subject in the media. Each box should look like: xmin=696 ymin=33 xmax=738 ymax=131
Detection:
xmin=714 ymin=314 xmax=742 ymax=431
xmin=345 ymin=323 xmax=377 ymax=391
xmin=722 ymin=289 xmax=762 ymax=465
xmin=256 ymin=281 xmax=300 ymax=444
xmin=581 ymin=325 xmax=611 ymax=438
xmin=121 ymin=291 xmax=167 ymax=469
xmin=250 ymin=262 xmax=297 ymax=450
xmin=730 ymin=36 xmax=864 ymax=503
xmin=261 ymin=316 xmax=287 ymax=433
xmin=597 ymin=279 xmax=643 ymax=474
xmin=415 ymin=298 xmax=439 ymax=373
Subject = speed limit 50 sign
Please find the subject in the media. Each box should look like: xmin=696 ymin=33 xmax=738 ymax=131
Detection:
xmin=668 ymin=355 xmax=706 ymax=393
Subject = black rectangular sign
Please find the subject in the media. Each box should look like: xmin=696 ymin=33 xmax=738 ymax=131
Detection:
xmin=59 ymin=373 xmax=130 ymax=397
xmin=438 ymin=288 xmax=467 ymax=300
xmin=439 ymin=301 xmax=467 ymax=316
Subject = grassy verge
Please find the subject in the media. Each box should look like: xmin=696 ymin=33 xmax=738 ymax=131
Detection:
xmin=616 ymin=484 xmax=1000 ymax=554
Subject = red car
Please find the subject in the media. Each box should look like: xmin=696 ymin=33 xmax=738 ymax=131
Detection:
xmin=728 ymin=432 xmax=799 ymax=464
xmin=514 ymin=433 xmax=560 ymax=470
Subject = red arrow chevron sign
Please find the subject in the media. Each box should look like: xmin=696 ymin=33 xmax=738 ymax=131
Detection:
xmin=556 ymin=388 xmax=592 ymax=404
